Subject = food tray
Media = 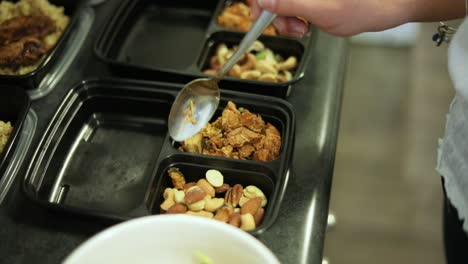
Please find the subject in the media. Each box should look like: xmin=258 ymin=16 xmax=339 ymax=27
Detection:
xmin=94 ymin=0 xmax=316 ymax=98
xmin=0 ymin=85 xmax=30 ymax=178
xmin=23 ymin=78 xmax=295 ymax=235
xmin=0 ymin=0 xmax=83 ymax=90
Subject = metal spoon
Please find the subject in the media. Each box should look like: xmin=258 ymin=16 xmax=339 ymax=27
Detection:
xmin=168 ymin=10 xmax=277 ymax=142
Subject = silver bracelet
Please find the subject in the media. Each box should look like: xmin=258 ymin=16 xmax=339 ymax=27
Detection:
xmin=433 ymin=0 xmax=468 ymax=46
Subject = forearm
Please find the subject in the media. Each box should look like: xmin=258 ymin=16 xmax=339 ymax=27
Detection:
xmin=251 ymin=0 xmax=467 ymax=37
xmin=402 ymin=0 xmax=466 ymax=22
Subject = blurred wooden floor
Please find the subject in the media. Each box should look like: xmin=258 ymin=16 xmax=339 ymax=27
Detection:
xmin=323 ymin=23 xmax=454 ymax=264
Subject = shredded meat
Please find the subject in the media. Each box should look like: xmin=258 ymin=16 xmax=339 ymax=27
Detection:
xmin=0 ymin=37 xmax=47 ymax=68
xmin=240 ymin=109 xmax=265 ymax=133
xmin=0 ymin=15 xmax=57 ymax=69
xmin=0 ymin=15 xmax=56 ymax=46
xmin=180 ymin=101 xmax=282 ymax=162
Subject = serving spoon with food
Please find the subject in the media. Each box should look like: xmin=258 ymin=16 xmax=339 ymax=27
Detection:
xmin=168 ymin=10 xmax=276 ymax=142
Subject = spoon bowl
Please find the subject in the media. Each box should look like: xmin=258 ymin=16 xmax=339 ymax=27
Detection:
xmin=168 ymin=11 xmax=276 ymax=142
xmin=168 ymin=78 xmax=220 ymax=142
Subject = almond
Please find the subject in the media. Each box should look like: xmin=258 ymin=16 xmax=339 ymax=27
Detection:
xmin=183 ymin=182 xmax=196 ymax=192
xmin=166 ymin=203 xmax=187 ymax=214
xmin=185 ymin=186 xmax=206 ymax=204
xmin=214 ymin=207 xmax=233 ymax=222
xmin=228 ymin=212 xmax=241 ymax=227
xmin=240 ymin=197 xmax=262 ymax=215
xmin=254 ymin=208 xmax=265 ymax=226
xmin=215 ymin=183 xmax=230 ymax=194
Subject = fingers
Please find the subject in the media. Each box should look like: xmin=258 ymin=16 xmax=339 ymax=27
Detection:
xmin=256 ymin=0 xmax=312 ymax=19
xmin=250 ymin=0 xmax=262 ymax=20
xmin=272 ymin=16 xmax=308 ymax=37
xmin=250 ymin=0 xmax=308 ymax=37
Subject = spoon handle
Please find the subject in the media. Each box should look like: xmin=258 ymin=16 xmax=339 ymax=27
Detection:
xmin=216 ymin=10 xmax=277 ymax=79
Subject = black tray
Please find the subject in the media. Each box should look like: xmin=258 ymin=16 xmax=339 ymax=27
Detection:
xmin=94 ymin=0 xmax=316 ymax=98
xmin=0 ymin=86 xmax=30 ymax=178
xmin=23 ymin=78 xmax=295 ymax=235
xmin=0 ymin=0 xmax=83 ymax=90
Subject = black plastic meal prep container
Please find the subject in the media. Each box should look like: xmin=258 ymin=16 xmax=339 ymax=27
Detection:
xmin=23 ymin=78 xmax=295 ymax=234
xmin=0 ymin=85 xmax=30 ymax=178
xmin=0 ymin=0 xmax=83 ymax=90
xmin=94 ymin=0 xmax=316 ymax=98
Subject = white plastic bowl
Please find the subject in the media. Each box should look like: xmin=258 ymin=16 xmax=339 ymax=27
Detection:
xmin=63 ymin=214 xmax=280 ymax=264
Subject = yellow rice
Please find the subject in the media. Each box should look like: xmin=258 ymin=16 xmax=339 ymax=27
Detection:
xmin=0 ymin=121 xmax=13 ymax=155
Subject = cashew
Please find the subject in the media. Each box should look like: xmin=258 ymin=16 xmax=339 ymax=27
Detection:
xmin=277 ymin=70 xmax=292 ymax=82
xmin=225 ymin=50 xmax=233 ymax=60
xmin=240 ymin=70 xmax=261 ymax=80
xmin=248 ymin=40 xmax=265 ymax=52
xmin=187 ymin=199 xmax=205 ymax=211
xmin=205 ymin=169 xmax=224 ymax=187
xmin=278 ymin=56 xmax=297 ymax=71
xmin=239 ymin=53 xmax=256 ymax=71
xmin=163 ymin=188 xmax=174 ymax=200
xmin=239 ymin=195 xmax=250 ymax=207
xmin=228 ymin=64 xmax=242 ymax=78
xmin=209 ymin=56 xmax=221 ymax=71
xmin=243 ymin=185 xmax=267 ymax=207
xmin=186 ymin=210 xmax=214 ymax=218
xmin=203 ymin=69 xmax=217 ymax=75
xmin=204 ymin=196 xmax=224 ymax=212
xmin=216 ymin=44 xmax=229 ymax=65
xmin=160 ymin=189 xmax=175 ymax=211
xmin=240 ymin=213 xmax=256 ymax=231
xmin=258 ymin=73 xmax=278 ymax=82
xmin=174 ymin=190 xmax=185 ymax=204
xmin=256 ymin=60 xmax=278 ymax=75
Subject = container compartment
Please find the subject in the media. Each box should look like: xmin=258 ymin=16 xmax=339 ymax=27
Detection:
xmin=214 ymin=0 xmax=278 ymax=36
xmin=0 ymin=86 xmax=30 ymax=177
xmin=97 ymin=0 xmax=219 ymax=71
xmin=213 ymin=0 xmax=313 ymax=38
xmin=198 ymin=31 xmax=305 ymax=85
xmin=173 ymin=96 xmax=293 ymax=164
xmin=149 ymin=154 xmax=278 ymax=234
xmin=24 ymin=80 xmax=175 ymax=219
xmin=24 ymin=79 xmax=295 ymax=224
xmin=0 ymin=0 xmax=82 ymax=89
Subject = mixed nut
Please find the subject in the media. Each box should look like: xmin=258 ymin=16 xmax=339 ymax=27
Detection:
xmin=203 ymin=40 xmax=298 ymax=83
xmin=160 ymin=167 xmax=268 ymax=231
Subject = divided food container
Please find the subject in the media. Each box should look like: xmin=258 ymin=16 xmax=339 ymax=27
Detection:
xmin=23 ymin=79 xmax=296 ymax=234
xmin=0 ymin=0 xmax=83 ymax=90
xmin=95 ymin=0 xmax=316 ymax=97
xmin=0 ymin=86 xmax=30 ymax=177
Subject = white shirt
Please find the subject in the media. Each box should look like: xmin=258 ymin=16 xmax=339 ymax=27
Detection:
xmin=437 ymin=18 xmax=468 ymax=231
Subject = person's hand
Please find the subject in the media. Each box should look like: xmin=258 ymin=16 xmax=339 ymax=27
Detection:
xmin=250 ymin=0 xmax=410 ymax=37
